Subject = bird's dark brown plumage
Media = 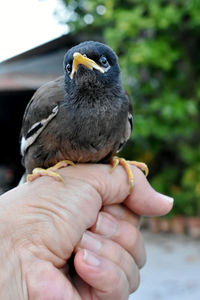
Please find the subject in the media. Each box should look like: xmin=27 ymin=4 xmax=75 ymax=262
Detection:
xmin=20 ymin=41 xmax=133 ymax=176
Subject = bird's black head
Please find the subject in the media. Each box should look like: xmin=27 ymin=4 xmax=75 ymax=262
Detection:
xmin=63 ymin=41 xmax=122 ymax=95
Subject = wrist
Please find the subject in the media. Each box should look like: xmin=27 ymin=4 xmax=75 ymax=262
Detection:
xmin=0 ymin=191 xmax=28 ymax=299
xmin=0 ymin=226 xmax=25 ymax=299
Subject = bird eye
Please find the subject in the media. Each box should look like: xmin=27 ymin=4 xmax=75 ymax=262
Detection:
xmin=65 ymin=63 xmax=71 ymax=74
xmin=99 ymin=56 xmax=109 ymax=67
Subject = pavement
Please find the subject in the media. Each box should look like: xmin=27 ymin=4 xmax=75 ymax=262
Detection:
xmin=129 ymin=230 xmax=200 ymax=300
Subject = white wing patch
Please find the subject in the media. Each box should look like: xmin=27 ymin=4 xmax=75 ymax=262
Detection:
xmin=20 ymin=136 xmax=27 ymax=156
xmin=20 ymin=105 xmax=59 ymax=156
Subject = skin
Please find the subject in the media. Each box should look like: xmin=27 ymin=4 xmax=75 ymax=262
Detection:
xmin=0 ymin=164 xmax=173 ymax=299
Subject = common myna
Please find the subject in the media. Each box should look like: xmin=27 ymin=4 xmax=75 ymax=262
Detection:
xmin=20 ymin=41 xmax=148 ymax=190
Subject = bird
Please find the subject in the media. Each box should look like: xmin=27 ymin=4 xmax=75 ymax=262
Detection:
xmin=20 ymin=41 xmax=148 ymax=191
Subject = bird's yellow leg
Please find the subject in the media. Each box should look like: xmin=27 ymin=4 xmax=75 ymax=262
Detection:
xmin=49 ymin=160 xmax=75 ymax=171
xmin=27 ymin=160 xmax=75 ymax=183
xmin=110 ymin=156 xmax=148 ymax=193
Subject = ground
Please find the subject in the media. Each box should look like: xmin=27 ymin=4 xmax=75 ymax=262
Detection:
xmin=129 ymin=230 xmax=200 ymax=300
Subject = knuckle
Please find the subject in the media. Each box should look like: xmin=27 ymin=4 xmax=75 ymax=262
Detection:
xmin=112 ymin=270 xmax=130 ymax=300
xmin=129 ymin=269 xmax=140 ymax=293
xmin=138 ymin=246 xmax=147 ymax=269
xmin=127 ymin=225 xmax=139 ymax=250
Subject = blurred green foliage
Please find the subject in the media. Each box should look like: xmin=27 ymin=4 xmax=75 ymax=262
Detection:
xmin=63 ymin=0 xmax=200 ymax=216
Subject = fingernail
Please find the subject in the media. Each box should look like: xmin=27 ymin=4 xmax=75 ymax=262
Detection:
xmin=159 ymin=193 xmax=174 ymax=204
xmin=80 ymin=232 xmax=102 ymax=253
xmin=83 ymin=249 xmax=101 ymax=267
xmin=96 ymin=213 xmax=118 ymax=237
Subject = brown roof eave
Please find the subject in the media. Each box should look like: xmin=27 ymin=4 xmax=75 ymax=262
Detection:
xmin=0 ymin=74 xmax=57 ymax=91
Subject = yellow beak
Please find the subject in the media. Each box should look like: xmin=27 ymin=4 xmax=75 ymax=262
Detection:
xmin=70 ymin=52 xmax=104 ymax=79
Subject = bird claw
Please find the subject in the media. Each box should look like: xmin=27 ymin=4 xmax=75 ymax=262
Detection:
xmin=127 ymin=160 xmax=149 ymax=177
xmin=27 ymin=160 xmax=75 ymax=183
xmin=49 ymin=160 xmax=75 ymax=171
xmin=27 ymin=168 xmax=64 ymax=182
xmin=110 ymin=156 xmax=148 ymax=193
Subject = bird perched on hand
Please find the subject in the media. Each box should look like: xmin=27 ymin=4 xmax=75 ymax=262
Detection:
xmin=20 ymin=41 xmax=148 ymax=190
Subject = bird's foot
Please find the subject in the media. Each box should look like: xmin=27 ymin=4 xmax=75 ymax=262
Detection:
xmin=127 ymin=160 xmax=149 ymax=177
xmin=27 ymin=160 xmax=75 ymax=183
xmin=110 ymin=156 xmax=149 ymax=193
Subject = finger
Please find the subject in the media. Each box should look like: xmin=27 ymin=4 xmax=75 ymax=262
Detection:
xmin=90 ymin=212 xmax=146 ymax=268
xmin=27 ymin=259 xmax=78 ymax=300
xmin=76 ymin=230 xmax=139 ymax=289
xmin=59 ymin=164 xmax=174 ymax=216
xmin=102 ymin=204 xmax=140 ymax=227
xmin=124 ymin=166 xmax=174 ymax=216
xmin=74 ymin=249 xmax=139 ymax=299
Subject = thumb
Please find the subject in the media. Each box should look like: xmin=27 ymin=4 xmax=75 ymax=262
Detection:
xmin=124 ymin=166 xmax=174 ymax=216
xmin=62 ymin=164 xmax=173 ymax=217
xmin=98 ymin=164 xmax=174 ymax=217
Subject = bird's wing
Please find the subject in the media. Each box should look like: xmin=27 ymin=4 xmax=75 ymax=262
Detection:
xmin=20 ymin=76 xmax=65 ymax=156
xmin=117 ymin=91 xmax=133 ymax=153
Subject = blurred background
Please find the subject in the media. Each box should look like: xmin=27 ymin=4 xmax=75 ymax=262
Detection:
xmin=0 ymin=0 xmax=200 ymax=299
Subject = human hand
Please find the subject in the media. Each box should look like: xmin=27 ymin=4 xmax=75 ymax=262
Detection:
xmin=0 ymin=164 xmax=173 ymax=299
